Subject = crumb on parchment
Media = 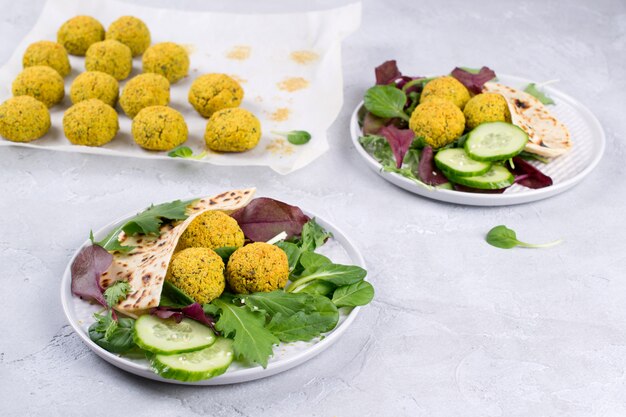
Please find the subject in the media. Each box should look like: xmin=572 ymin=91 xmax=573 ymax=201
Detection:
xmin=277 ymin=77 xmax=309 ymax=92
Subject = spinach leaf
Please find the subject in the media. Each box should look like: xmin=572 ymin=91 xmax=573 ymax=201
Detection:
xmin=214 ymin=246 xmax=238 ymax=263
xmin=332 ymin=281 xmax=375 ymax=307
xmin=363 ymin=85 xmax=410 ymax=121
xmin=159 ymin=281 xmax=195 ymax=308
xmin=297 ymin=280 xmax=336 ymax=296
xmin=168 ymin=146 xmax=207 ymax=160
xmin=88 ymin=311 xmax=136 ymax=353
xmin=275 ymin=241 xmax=302 ymax=272
xmin=285 ymin=263 xmax=367 ymax=293
xmin=271 ymin=130 xmax=312 ymax=145
xmin=300 ymin=218 xmax=333 ymax=251
xmin=486 ymin=225 xmax=563 ymax=249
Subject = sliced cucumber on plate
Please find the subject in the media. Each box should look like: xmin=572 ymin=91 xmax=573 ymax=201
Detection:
xmin=465 ymin=122 xmax=528 ymax=162
xmin=133 ymin=315 xmax=216 ymax=355
xmin=446 ymin=165 xmax=515 ymax=190
xmin=151 ymin=338 xmax=234 ymax=382
xmin=435 ymin=148 xmax=491 ymax=177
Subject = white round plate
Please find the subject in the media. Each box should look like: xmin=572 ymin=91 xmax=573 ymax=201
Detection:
xmin=350 ymin=74 xmax=605 ymax=206
xmin=61 ymin=202 xmax=365 ymax=385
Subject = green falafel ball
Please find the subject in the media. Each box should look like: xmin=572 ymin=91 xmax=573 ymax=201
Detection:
xmin=70 ymin=71 xmax=119 ymax=107
xmin=188 ymin=73 xmax=244 ymax=118
xmin=142 ymin=42 xmax=189 ymax=84
xmin=106 ymin=16 xmax=151 ymax=57
xmin=85 ymin=40 xmax=132 ymax=81
xmin=226 ymin=242 xmax=289 ymax=294
xmin=22 ymin=40 xmax=71 ymax=77
xmin=463 ymin=93 xmax=512 ymax=130
xmin=409 ymin=98 xmax=465 ymax=149
xmin=420 ymin=76 xmax=471 ymax=110
xmin=0 ymin=96 xmax=50 ymax=142
xmin=57 ymin=16 xmax=105 ymax=56
xmin=167 ymin=248 xmax=225 ymax=304
xmin=12 ymin=66 xmax=65 ymax=108
xmin=177 ymin=211 xmax=245 ymax=252
xmin=63 ymin=99 xmax=119 ymax=147
xmin=132 ymin=106 xmax=188 ymax=151
xmin=204 ymin=108 xmax=261 ymax=152
xmin=120 ymin=73 xmax=170 ymax=118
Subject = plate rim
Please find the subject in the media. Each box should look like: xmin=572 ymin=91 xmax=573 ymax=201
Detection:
xmin=60 ymin=198 xmax=365 ymax=385
xmin=349 ymin=74 xmax=606 ymax=206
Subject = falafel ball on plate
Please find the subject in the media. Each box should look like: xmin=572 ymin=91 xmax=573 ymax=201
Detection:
xmin=167 ymin=247 xmax=225 ymax=304
xmin=57 ymin=16 xmax=105 ymax=56
xmin=22 ymin=40 xmax=71 ymax=77
xmin=420 ymin=76 xmax=471 ymax=110
xmin=106 ymin=16 xmax=151 ymax=57
xmin=226 ymin=242 xmax=289 ymax=294
xmin=188 ymin=73 xmax=244 ymax=118
xmin=120 ymin=73 xmax=170 ymax=118
xmin=409 ymin=98 xmax=465 ymax=149
xmin=132 ymin=105 xmax=187 ymax=151
xmin=204 ymin=108 xmax=261 ymax=152
xmin=463 ymin=93 xmax=511 ymax=130
xmin=142 ymin=42 xmax=189 ymax=84
xmin=0 ymin=96 xmax=50 ymax=142
xmin=85 ymin=40 xmax=132 ymax=81
xmin=70 ymin=71 xmax=119 ymax=107
xmin=12 ymin=66 xmax=64 ymax=107
xmin=63 ymin=99 xmax=119 ymax=147
xmin=177 ymin=211 xmax=245 ymax=252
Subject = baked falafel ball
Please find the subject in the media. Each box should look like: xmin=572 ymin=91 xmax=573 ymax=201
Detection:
xmin=188 ymin=73 xmax=243 ymax=118
xmin=142 ymin=42 xmax=189 ymax=84
xmin=22 ymin=40 xmax=71 ymax=77
xmin=57 ymin=16 xmax=105 ymax=56
xmin=204 ymin=108 xmax=261 ymax=152
xmin=167 ymin=248 xmax=225 ymax=304
xmin=177 ymin=211 xmax=245 ymax=252
xmin=70 ymin=71 xmax=119 ymax=107
xmin=226 ymin=242 xmax=289 ymax=294
xmin=463 ymin=93 xmax=512 ymax=130
xmin=106 ymin=16 xmax=151 ymax=57
xmin=63 ymin=99 xmax=119 ymax=146
xmin=409 ymin=98 xmax=465 ymax=149
xmin=132 ymin=106 xmax=188 ymax=151
xmin=420 ymin=76 xmax=471 ymax=110
xmin=85 ymin=40 xmax=132 ymax=81
xmin=0 ymin=96 xmax=50 ymax=142
xmin=120 ymin=73 xmax=170 ymax=118
xmin=12 ymin=66 xmax=65 ymax=108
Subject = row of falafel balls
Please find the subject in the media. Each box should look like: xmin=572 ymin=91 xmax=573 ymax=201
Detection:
xmin=0 ymin=15 xmax=261 ymax=153
xmin=169 ymin=211 xmax=289 ymax=304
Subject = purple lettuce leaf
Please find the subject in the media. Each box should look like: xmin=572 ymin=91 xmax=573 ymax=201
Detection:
xmin=378 ymin=125 xmax=415 ymax=169
xmin=231 ymin=197 xmax=310 ymax=242
xmin=418 ymin=146 xmax=449 ymax=186
xmin=511 ymin=157 xmax=553 ymax=189
xmin=451 ymin=66 xmax=496 ymax=94
xmin=151 ymin=307 xmax=184 ymax=322
xmin=362 ymin=112 xmax=389 ymax=135
xmin=375 ymin=60 xmax=402 ymax=85
xmin=71 ymin=244 xmax=112 ymax=307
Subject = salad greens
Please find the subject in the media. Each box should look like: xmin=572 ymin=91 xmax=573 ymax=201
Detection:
xmin=89 ymin=312 xmax=136 ymax=354
xmin=524 ymin=83 xmax=555 ymax=105
xmin=271 ymin=130 xmax=312 ymax=145
xmin=168 ymin=146 xmax=207 ymax=160
xmin=103 ymin=281 xmax=131 ymax=307
xmin=486 ymin=225 xmax=563 ymax=249
xmin=363 ymin=85 xmax=410 ymax=121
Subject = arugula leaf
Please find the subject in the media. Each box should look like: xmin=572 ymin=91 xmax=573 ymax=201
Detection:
xmin=206 ymin=295 xmax=279 ymax=367
xmin=363 ymin=85 xmax=410 ymax=121
xmin=168 ymin=146 xmax=207 ymax=160
xmin=96 ymin=228 xmax=133 ymax=253
xmin=103 ymin=281 xmax=131 ymax=307
xmin=486 ymin=225 xmax=563 ymax=249
xmin=271 ymin=130 xmax=312 ymax=145
xmin=300 ymin=218 xmax=333 ymax=252
xmin=332 ymin=281 xmax=375 ymax=307
xmin=88 ymin=311 xmax=136 ymax=353
xmin=159 ymin=281 xmax=195 ymax=308
xmin=524 ymin=83 xmax=555 ymax=105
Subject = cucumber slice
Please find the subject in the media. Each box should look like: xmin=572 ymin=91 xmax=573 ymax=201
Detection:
xmin=465 ymin=122 xmax=528 ymax=162
xmin=435 ymin=148 xmax=491 ymax=177
xmin=447 ymin=165 xmax=515 ymax=190
xmin=133 ymin=315 xmax=216 ymax=355
xmin=151 ymin=338 xmax=234 ymax=382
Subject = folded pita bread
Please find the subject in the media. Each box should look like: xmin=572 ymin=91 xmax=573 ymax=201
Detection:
xmin=99 ymin=189 xmax=256 ymax=317
xmin=482 ymin=82 xmax=571 ymax=158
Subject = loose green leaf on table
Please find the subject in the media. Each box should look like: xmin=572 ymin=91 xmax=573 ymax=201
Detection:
xmin=524 ymin=83 xmax=555 ymax=105
xmin=271 ymin=130 xmax=312 ymax=145
xmin=363 ymin=85 xmax=410 ymax=121
xmin=168 ymin=146 xmax=207 ymax=160
xmin=103 ymin=281 xmax=131 ymax=307
xmin=486 ymin=225 xmax=563 ymax=249
xmin=332 ymin=281 xmax=375 ymax=307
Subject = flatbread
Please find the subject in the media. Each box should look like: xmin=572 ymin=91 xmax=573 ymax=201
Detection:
xmin=99 ymin=189 xmax=256 ymax=317
xmin=482 ymin=82 xmax=571 ymax=158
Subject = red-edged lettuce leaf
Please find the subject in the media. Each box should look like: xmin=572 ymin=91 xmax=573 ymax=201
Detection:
xmin=71 ymin=244 xmax=112 ymax=307
xmin=379 ymin=125 xmax=415 ymax=169
xmin=362 ymin=112 xmax=388 ymax=135
xmin=231 ymin=197 xmax=310 ymax=242
xmin=375 ymin=60 xmax=402 ymax=85
xmin=451 ymin=66 xmax=496 ymax=94
xmin=418 ymin=146 xmax=449 ymax=186
xmin=151 ymin=303 xmax=218 ymax=333
xmin=151 ymin=307 xmax=183 ymax=322
xmin=453 ymin=184 xmax=507 ymax=194
xmin=511 ymin=157 xmax=553 ymax=189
